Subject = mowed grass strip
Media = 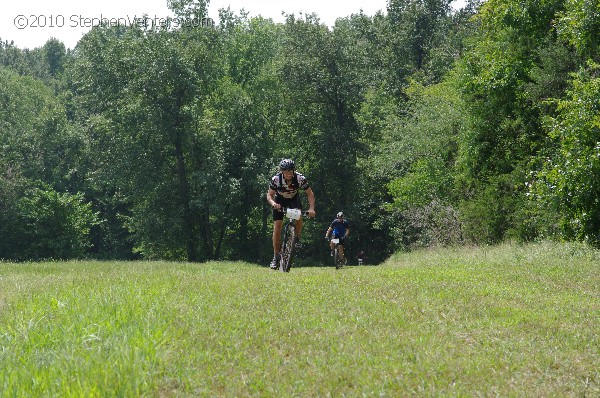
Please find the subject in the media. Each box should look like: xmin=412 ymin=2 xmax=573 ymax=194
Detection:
xmin=0 ymin=241 xmax=598 ymax=397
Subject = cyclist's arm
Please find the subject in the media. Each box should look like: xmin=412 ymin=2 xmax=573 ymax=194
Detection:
xmin=305 ymin=187 xmax=316 ymax=217
xmin=266 ymin=188 xmax=281 ymax=210
xmin=325 ymin=226 xmax=333 ymax=239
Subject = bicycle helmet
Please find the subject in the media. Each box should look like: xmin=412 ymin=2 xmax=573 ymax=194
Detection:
xmin=337 ymin=211 xmax=344 ymax=218
xmin=279 ymin=158 xmax=295 ymax=171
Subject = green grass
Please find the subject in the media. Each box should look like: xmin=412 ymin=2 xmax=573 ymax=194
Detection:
xmin=1 ymin=241 xmax=598 ymax=397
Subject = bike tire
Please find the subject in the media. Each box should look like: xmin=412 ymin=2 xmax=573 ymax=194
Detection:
xmin=280 ymin=224 xmax=296 ymax=272
xmin=334 ymin=246 xmax=340 ymax=269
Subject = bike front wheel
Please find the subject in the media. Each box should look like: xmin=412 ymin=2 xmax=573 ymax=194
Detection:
xmin=280 ymin=224 xmax=296 ymax=272
xmin=334 ymin=246 xmax=341 ymax=269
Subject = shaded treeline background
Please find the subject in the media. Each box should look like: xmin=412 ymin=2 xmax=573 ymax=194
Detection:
xmin=1 ymin=0 xmax=599 ymax=263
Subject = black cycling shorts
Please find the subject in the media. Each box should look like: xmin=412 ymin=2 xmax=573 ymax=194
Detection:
xmin=272 ymin=195 xmax=302 ymax=221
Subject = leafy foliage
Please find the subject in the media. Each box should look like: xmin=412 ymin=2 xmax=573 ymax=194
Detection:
xmin=535 ymin=62 xmax=600 ymax=243
xmin=1 ymin=0 xmax=600 ymax=260
xmin=15 ymin=184 xmax=97 ymax=260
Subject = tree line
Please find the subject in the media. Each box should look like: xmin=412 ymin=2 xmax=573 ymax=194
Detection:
xmin=1 ymin=0 xmax=599 ymax=264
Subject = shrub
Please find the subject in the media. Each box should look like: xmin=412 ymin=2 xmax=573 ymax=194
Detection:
xmin=16 ymin=184 xmax=98 ymax=260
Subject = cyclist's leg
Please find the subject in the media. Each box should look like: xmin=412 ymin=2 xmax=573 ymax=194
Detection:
xmin=295 ymin=218 xmax=303 ymax=238
xmin=338 ymin=237 xmax=346 ymax=260
xmin=330 ymin=233 xmax=338 ymax=266
xmin=271 ymin=202 xmax=284 ymax=267
xmin=272 ymin=220 xmax=283 ymax=253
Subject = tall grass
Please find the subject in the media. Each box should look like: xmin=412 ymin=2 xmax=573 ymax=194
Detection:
xmin=1 ymin=241 xmax=598 ymax=397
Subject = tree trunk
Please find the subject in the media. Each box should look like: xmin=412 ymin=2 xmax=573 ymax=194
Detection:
xmin=174 ymin=134 xmax=197 ymax=262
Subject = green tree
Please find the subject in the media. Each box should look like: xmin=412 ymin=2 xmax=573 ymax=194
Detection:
xmin=205 ymin=15 xmax=284 ymax=261
xmin=535 ymin=63 xmax=600 ymax=244
xmin=276 ymin=14 xmax=374 ymax=260
xmin=453 ymin=0 xmax=571 ymax=242
xmin=369 ymin=80 xmax=464 ymax=249
xmin=349 ymin=1 xmax=475 ymax=256
xmin=387 ymin=0 xmax=455 ymax=89
xmin=168 ymin=0 xmax=209 ymax=21
xmin=0 ymin=65 xmax=91 ymax=259
xmin=279 ymin=15 xmax=366 ymax=208
xmin=0 ymin=38 xmax=70 ymax=89
xmin=0 ymin=160 xmax=28 ymax=259
xmin=0 ymin=67 xmax=70 ymax=182
xmin=72 ymin=25 xmax=223 ymax=261
xmin=556 ymin=0 xmax=600 ymax=61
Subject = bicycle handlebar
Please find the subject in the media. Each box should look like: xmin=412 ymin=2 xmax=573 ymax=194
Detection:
xmin=279 ymin=207 xmax=309 ymax=220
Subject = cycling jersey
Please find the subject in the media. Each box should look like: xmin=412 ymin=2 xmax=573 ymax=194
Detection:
xmin=330 ymin=218 xmax=349 ymax=238
xmin=269 ymin=172 xmax=310 ymax=200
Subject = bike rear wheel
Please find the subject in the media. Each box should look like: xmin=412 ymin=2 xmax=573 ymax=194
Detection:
xmin=280 ymin=224 xmax=296 ymax=272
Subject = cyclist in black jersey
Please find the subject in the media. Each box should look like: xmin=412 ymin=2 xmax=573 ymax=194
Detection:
xmin=266 ymin=159 xmax=316 ymax=269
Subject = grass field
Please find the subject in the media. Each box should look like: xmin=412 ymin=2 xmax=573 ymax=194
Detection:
xmin=1 ymin=241 xmax=598 ymax=397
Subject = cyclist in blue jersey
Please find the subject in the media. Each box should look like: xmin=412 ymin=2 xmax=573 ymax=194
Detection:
xmin=266 ymin=159 xmax=316 ymax=269
xmin=325 ymin=211 xmax=350 ymax=262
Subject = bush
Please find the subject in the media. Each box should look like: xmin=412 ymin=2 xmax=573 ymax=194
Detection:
xmin=15 ymin=184 xmax=98 ymax=260
xmin=401 ymin=200 xmax=463 ymax=248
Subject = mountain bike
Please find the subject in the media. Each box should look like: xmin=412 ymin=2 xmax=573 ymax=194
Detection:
xmin=330 ymin=238 xmax=347 ymax=269
xmin=278 ymin=207 xmax=308 ymax=272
